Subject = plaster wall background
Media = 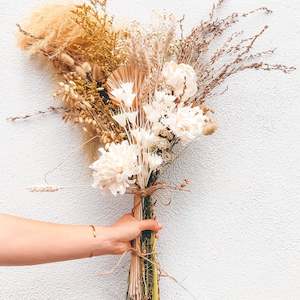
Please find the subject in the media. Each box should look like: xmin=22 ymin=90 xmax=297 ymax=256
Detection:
xmin=0 ymin=0 xmax=300 ymax=299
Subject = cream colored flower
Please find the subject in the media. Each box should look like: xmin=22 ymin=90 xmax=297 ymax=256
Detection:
xmin=151 ymin=122 xmax=165 ymax=135
xmin=146 ymin=153 xmax=163 ymax=170
xmin=131 ymin=128 xmax=157 ymax=149
xmin=162 ymin=105 xmax=206 ymax=143
xmin=90 ymin=141 xmax=140 ymax=196
xmin=113 ymin=111 xmax=138 ymax=127
xmin=162 ymin=61 xmax=198 ymax=101
xmin=143 ymin=91 xmax=176 ymax=123
xmin=111 ymin=82 xmax=136 ymax=107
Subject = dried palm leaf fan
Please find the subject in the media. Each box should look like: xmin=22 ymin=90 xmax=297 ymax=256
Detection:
xmin=106 ymin=64 xmax=147 ymax=107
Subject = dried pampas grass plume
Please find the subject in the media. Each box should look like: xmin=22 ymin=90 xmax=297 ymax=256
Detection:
xmin=17 ymin=4 xmax=81 ymax=58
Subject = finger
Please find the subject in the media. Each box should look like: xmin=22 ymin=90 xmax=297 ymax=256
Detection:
xmin=139 ymin=219 xmax=162 ymax=232
xmin=120 ymin=213 xmax=134 ymax=220
xmin=113 ymin=213 xmax=134 ymax=226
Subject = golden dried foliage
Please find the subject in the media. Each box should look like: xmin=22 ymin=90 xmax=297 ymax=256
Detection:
xmin=17 ymin=0 xmax=128 ymax=160
xmin=71 ymin=0 xmax=127 ymax=75
xmin=56 ymin=72 xmax=125 ymax=160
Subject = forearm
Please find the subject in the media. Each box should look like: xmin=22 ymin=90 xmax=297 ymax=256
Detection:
xmin=0 ymin=214 xmax=111 ymax=266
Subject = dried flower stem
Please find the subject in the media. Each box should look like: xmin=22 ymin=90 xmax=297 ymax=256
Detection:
xmin=7 ymin=106 xmax=65 ymax=122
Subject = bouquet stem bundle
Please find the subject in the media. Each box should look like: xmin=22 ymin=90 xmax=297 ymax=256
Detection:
xmin=128 ymin=194 xmax=159 ymax=300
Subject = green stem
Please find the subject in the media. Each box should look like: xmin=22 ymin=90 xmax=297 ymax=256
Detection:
xmin=141 ymin=195 xmax=160 ymax=300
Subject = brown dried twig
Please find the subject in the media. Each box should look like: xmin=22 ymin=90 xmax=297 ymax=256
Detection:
xmin=7 ymin=106 xmax=65 ymax=122
xmin=177 ymin=2 xmax=295 ymax=105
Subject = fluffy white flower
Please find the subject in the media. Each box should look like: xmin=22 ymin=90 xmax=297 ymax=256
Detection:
xmin=113 ymin=111 xmax=138 ymax=127
xmin=146 ymin=153 xmax=163 ymax=170
xmin=143 ymin=91 xmax=176 ymax=123
xmin=162 ymin=105 xmax=206 ymax=143
xmin=90 ymin=141 xmax=140 ymax=196
xmin=111 ymin=82 xmax=136 ymax=107
xmin=131 ymin=128 xmax=157 ymax=149
xmin=155 ymin=91 xmax=177 ymax=109
xmin=143 ymin=104 xmax=161 ymax=123
xmin=162 ymin=61 xmax=198 ymax=101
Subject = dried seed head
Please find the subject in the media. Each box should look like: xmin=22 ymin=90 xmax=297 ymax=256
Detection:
xmin=82 ymin=100 xmax=92 ymax=109
xmin=203 ymin=122 xmax=218 ymax=136
xmin=93 ymin=65 xmax=105 ymax=81
xmin=60 ymin=53 xmax=75 ymax=67
xmin=81 ymin=62 xmax=92 ymax=73
xmin=75 ymin=66 xmax=87 ymax=78
xmin=29 ymin=185 xmax=61 ymax=192
xmin=69 ymin=90 xmax=79 ymax=100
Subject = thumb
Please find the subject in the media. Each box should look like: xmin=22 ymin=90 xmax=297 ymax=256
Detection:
xmin=139 ymin=219 xmax=162 ymax=232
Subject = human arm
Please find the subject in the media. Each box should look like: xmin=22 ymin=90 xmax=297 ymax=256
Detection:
xmin=0 ymin=213 xmax=162 ymax=266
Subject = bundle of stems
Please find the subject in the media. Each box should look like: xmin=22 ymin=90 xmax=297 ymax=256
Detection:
xmin=128 ymin=194 xmax=158 ymax=300
xmin=127 ymin=169 xmax=159 ymax=300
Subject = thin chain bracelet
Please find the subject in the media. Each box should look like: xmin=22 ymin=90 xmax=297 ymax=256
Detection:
xmin=89 ymin=224 xmax=97 ymax=238
xmin=89 ymin=224 xmax=97 ymax=257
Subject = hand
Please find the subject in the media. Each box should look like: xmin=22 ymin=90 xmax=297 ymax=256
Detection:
xmin=95 ymin=214 xmax=162 ymax=256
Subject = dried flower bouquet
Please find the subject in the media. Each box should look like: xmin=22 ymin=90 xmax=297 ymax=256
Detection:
xmin=16 ymin=0 xmax=294 ymax=299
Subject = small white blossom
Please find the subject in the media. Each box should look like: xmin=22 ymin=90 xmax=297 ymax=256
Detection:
xmin=131 ymin=128 xmax=157 ymax=149
xmin=90 ymin=141 xmax=140 ymax=196
xmin=146 ymin=153 xmax=163 ymax=170
xmin=143 ymin=91 xmax=176 ymax=122
xmin=143 ymin=104 xmax=161 ymax=123
xmin=111 ymin=82 xmax=136 ymax=107
xmin=162 ymin=105 xmax=206 ymax=143
xmin=113 ymin=111 xmax=138 ymax=127
xmin=162 ymin=61 xmax=198 ymax=101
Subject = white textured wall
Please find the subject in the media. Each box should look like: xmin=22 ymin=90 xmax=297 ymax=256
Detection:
xmin=0 ymin=0 xmax=300 ymax=299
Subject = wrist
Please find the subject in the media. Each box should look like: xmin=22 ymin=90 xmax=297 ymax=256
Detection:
xmin=91 ymin=226 xmax=117 ymax=256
